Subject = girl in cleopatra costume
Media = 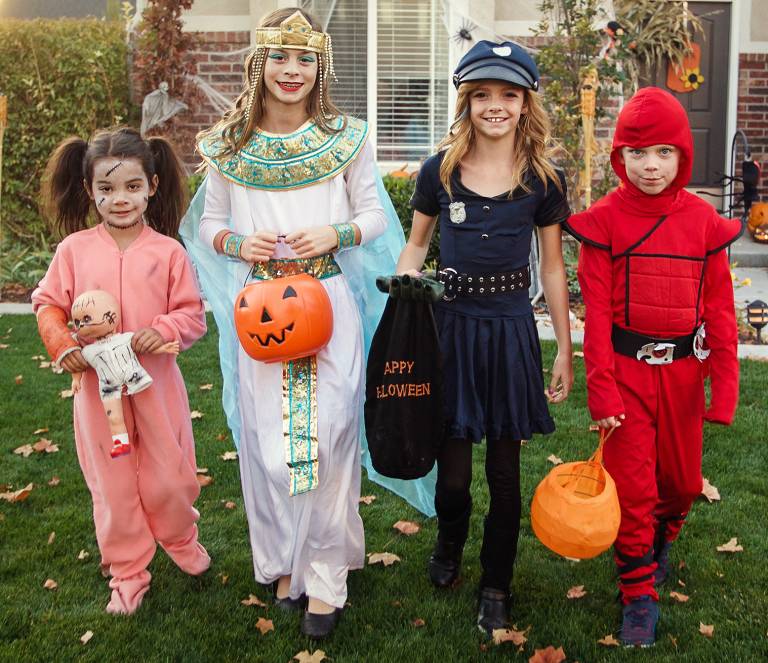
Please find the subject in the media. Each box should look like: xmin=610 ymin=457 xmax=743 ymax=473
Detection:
xmin=181 ymin=8 xmax=404 ymax=639
xmin=395 ymin=41 xmax=573 ymax=636
xmin=32 ymin=127 xmax=210 ymax=615
xmin=564 ymin=87 xmax=741 ymax=647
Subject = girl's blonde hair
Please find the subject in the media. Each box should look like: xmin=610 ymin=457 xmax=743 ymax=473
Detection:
xmin=437 ymin=82 xmax=562 ymax=199
xmin=196 ymin=7 xmax=344 ymax=161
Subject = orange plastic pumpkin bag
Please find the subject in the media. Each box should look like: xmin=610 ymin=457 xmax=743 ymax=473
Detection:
xmin=531 ymin=429 xmax=621 ymax=559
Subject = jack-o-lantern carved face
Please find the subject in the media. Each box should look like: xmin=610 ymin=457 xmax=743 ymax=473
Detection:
xmin=748 ymin=202 xmax=768 ymax=233
xmin=234 ymin=274 xmax=333 ymax=363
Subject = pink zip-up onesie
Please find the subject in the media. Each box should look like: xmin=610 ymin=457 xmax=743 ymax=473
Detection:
xmin=32 ymin=224 xmax=210 ymax=614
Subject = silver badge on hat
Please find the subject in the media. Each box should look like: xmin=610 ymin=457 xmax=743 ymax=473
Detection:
xmin=492 ymin=46 xmax=512 ymax=57
xmin=449 ymin=201 xmax=466 ymax=224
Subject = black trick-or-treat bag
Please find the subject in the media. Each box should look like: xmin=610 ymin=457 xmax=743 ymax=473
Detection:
xmin=364 ymin=275 xmax=444 ymax=479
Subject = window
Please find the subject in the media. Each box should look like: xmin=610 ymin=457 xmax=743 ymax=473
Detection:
xmin=302 ymin=0 xmax=449 ymax=163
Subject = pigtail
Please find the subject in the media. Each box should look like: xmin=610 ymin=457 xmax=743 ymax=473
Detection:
xmin=146 ymin=136 xmax=187 ymax=237
xmin=40 ymin=137 xmax=92 ymax=238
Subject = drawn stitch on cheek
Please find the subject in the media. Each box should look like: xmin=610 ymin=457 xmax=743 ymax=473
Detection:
xmin=105 ymin=162 xmax=123 ymax=177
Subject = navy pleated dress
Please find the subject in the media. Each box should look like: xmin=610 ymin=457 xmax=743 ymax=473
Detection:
xmin=411 ymin=153 xmax=570 ymax=443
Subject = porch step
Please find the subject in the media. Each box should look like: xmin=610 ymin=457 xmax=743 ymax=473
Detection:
xmin=730 ymin=233 xmax=768 ymax=268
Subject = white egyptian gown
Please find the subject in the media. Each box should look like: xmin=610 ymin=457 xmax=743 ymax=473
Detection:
xmin=196 ymin=119 xmax=387 ymax=607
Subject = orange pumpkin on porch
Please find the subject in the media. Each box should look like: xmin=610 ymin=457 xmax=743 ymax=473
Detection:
xmin=748 ymin=202 xmax=768 ymax=234
xmin=234 ymin=274 xmax=333 ymax=363
xmin=530 ymin=432 xmax=621 ymax=559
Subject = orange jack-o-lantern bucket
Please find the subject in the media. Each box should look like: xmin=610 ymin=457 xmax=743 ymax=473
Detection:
xmin=531 ymin=429 xmax=621 ymax=559
xmin=234 ymin=274 xmax=333 ymax=363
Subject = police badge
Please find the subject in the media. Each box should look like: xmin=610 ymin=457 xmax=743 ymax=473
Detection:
xmin=449 ymin=201 xmax=466 ymax=224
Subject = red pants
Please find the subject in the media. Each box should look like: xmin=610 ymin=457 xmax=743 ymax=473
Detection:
xmin=603 ymin=354 xmax=704 ymax=602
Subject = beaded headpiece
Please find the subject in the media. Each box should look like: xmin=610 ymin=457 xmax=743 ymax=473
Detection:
xmin=243 ymin=11 xmax=337 ymax=128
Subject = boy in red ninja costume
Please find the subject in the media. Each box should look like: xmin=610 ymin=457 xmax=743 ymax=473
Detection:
xmin=564 ymin=87 xmax=741 ymax=647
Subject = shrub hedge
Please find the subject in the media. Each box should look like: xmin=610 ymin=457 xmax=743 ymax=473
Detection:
xmin=0 ymin=19 xmax=131 ymax=247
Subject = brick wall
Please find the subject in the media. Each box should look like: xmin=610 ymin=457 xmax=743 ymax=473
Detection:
xmin=175 ymin=30 xmax=250 ymax=169
xmin=737 ymin=53 xmax=768 ymax=203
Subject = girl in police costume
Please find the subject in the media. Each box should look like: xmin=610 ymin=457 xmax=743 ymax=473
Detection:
xmin=183 ymin=7 xmax=403 ymax=640
xmin=396 ymin=41 xmax=573 ymax=634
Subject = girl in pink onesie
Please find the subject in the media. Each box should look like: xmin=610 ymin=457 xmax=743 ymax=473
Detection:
xmin=32 ymin=127 xmax=210 ymax=614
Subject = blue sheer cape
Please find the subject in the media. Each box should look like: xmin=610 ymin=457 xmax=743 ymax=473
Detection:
xmin=179 ymin=170 xmax=436 ymax=516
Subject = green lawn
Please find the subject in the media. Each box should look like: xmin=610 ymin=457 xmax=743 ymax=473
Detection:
xmin=1 ymin=313 xmax=766 ymax=662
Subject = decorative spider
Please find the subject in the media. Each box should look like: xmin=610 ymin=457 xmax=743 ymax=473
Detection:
xmin=452 ymin=18 xmax=476 ymax=45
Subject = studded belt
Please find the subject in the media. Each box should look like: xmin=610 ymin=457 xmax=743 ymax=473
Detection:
xmin=437 ymin=265 xmax=531 ymax=301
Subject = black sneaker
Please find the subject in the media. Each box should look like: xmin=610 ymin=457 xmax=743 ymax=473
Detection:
xmin=476 ymin=587 xmax=510 ymax=636
xmin=620 ymin=595 xmax=659 ymax=647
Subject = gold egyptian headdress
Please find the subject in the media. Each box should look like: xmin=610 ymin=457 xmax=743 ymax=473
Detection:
xmin=244 ymin=10 xmax=337 ymax=126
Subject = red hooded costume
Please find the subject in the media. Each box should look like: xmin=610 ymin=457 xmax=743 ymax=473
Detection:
xmin=564 ymin=87 xmax=741 ymax=602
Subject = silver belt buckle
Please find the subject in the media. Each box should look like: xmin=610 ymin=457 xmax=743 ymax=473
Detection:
xmin=439 ymin=267 xmax=457 ymax=302
xmin=636 ymin=342 xmax=675 ymax=365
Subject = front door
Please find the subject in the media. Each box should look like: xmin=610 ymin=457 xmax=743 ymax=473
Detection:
xmin=642 ymin=2 xmax=731 ymax=187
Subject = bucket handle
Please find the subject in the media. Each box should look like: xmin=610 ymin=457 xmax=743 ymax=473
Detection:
xmin=588 ymin=426 xmax=615 ymax=466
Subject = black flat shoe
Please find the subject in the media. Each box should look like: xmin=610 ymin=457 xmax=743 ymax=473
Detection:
xmin=428 ymin=539 xmax=464 ymax=588
xmin=476 ymin=587 xmax=510 ymax=636
xmin=271 ymin=580 xmax=307 ymax=612
xmin=300 ymin=608 xmax=343 ymax=640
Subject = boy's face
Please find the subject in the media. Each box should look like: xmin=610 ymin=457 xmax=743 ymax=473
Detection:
xmin=620 ymin=145 xmax=680 ymax=195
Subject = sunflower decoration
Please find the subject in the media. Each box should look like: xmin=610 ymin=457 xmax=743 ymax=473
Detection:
xmin=681 ymin=67 xmax=705 ymax=90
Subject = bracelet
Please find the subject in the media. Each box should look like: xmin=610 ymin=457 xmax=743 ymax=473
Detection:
xmin=331 ymin=223 xmax=356 ymax=250
xmin=223 ymin=233 xmax=246 ymax=258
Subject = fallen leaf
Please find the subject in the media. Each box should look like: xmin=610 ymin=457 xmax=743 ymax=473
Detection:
xmin=547 ymin=454 xmax=564 ymax=466
xmin=597 ymin=634 xmax=619 ymax=647
xmin=190 ymin=410 xmax=204 ymax=420
xmin=393 ymin=520 xmax=420 ymax=535
xmin=223 ymin=500 xmax=237 ymax=510
xmin=255 ymin=617 xmax=274 ymax=634
xmin=678 ymin=579 xmax=686 ymax=587
xmin=78 ymin=549 xmax=90 ymax=560
xmin=367 ymin=552 xmax=401 ymax=567
xmin=39 ymin=361 xmax=52 ymax=369
xmin=15 ymin=375 xmax=23 ymax=384
xmin=668 ymin=634 xmax=678 ymax=649
xmin=197 ymin=467 xmax=209 ymax=473
xmin=198 ymin=383 xmax=213 ymax=391
xmin=31 ymin=354 xmax=46 ymax=360
xmin=359 ymin=495 xmax=377 ymax=505
xmin=218 ymin=573 xmax=229 ymax=585
xmin=701 ymin=478 xmax=721 ymax=503
xmin=572 ymin=351 xmax=584 ymax=358
xmin=678 ymin=560 xmax=686 ymax=570
xmin=293 ymin=651 xmax=327 ymax=663
xmin=13 ymin=444 xmax=35 ymax=457
xmin=80 ymin=630 xmax=94 ymax=645
xmin=33 ymin=427 xmax=49 ymax=435
xmin=564 ymin=556 xmax=581 ymax=563
xmin=716 ymin=537 xmax=743 ymax=553
xmin=47 ymin=532 xmax=56 ymax=545
xmin=60 ymin=389 xmax=73 ymax=399
xmin=32 ymin=438 xmax=59 ymax=453
xmin=492 ymin=627 xmax=527 ymax=646
xmin=216 ymin=433 xmax=227 ymax=441
xmin=196 ymin=474 xmax=214 ymax=487
xmin=0 ymin=343 xmax=8 ymax=349
xmin=529 ymin=645 xmax=566 ymax=663
xmin=669 ymin=591 xmax=689 ymax=603
xmin=43 ymin=578 xmax=58 ymax=590
xmin=48 ymin=476 xmax=60 ymax=487
xmin=391 ymin=600 xmax=402 ymax=608
xmin=699 ymin=622 xmax=714 ymax=638
xmin=0 ymin=483 xmax=34 ymax=502
xmin=716 ymin=572 xmax=724 ymax=578
xmin=412 ymin=618 xmax=425 ymax=628
xmin=566 ymin=585 xmax=587 ymax=599
xmin=241 ymin=594 xmax=267 ymax=607
xmin=220 ymin=451 xmax=238 ymax=461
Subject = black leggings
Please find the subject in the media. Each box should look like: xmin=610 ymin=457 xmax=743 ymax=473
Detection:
xmin=435 ymin=437 xmax=522 ymax=592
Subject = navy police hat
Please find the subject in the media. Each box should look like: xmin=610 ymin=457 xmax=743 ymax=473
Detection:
xmin=453 ymin=40 xmax=539 ymax=91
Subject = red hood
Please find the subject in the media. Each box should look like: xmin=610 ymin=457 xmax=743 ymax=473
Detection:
xmin=610 ymin=87 xmax=693 ymax=201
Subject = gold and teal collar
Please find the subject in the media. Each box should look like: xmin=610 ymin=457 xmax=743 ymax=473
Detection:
xmin=198 ymin=116 xmax=368 ymax=191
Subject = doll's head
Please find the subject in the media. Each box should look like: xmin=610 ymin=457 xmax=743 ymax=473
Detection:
xmin=41 ymin=127 xmax=187 ymax=239
xmin=71 ymin=290 xmax=120 ymax=342
xmin=611 ymin=87 xmax=692 ymax=197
